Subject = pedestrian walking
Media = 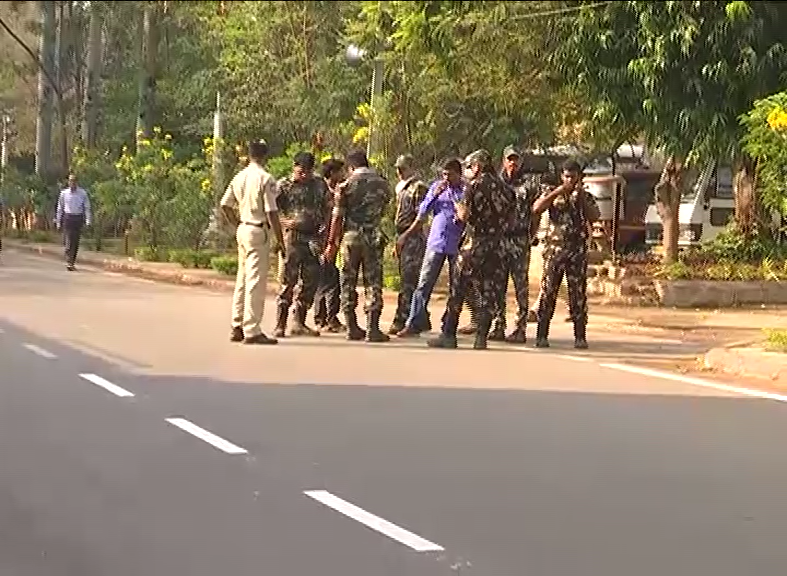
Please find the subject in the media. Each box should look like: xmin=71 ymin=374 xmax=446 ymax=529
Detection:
xmin=55 ymin=173 xmax=92 ymax=271
xmin=220 ymin=140 xmax=285 ymax=345
xmin=396 ymin=157 xmax=465 ymax=338
xmin=322 ymin=150 xmax=392 ymax=343
xmin=313 ymin=157 xmax=346 ymax=333
xmin=532 ymin=159 xmax=600 ymax=349
xmin=273 ymin=152 xmax=328 ymax=338
xmin=427 ymin=150 xmax=515 ymax=350
xmin=389 ymin=154 xmax=428 ymax=334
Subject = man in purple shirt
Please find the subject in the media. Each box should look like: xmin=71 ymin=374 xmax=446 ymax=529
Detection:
xmin=395 ymin=158 xmax=464 ymax=337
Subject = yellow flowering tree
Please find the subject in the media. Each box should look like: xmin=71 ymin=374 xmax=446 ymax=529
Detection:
xmin=115 ymin=128 xmax=212 ymax=254
xmin=740 ymin=92 xmax=787 ymax=224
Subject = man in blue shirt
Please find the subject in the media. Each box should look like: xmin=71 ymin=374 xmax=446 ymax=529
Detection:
xmin=55 ymin=173 xmax=92 ymax=271
xmin=395 ymin=157 xmax=465 ymax=337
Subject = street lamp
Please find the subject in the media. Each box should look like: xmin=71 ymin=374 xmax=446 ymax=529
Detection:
xmin=345 ymin=43 xmax=384 ymax=161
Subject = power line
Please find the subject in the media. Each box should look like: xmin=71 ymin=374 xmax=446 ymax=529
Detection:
xmin=510 ymin=1 xmax=615 ymax=22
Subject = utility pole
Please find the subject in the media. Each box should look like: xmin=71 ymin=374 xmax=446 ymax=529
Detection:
xmin=367 ymin=57 xmax=384 ymax=161
xmin=1 ymin=113 xmax=10 ymax=183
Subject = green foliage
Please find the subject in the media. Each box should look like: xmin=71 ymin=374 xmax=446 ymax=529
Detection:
xmin=134 ymin=246 xmax=163 ymax=262
xmin=740 ymin=91 xmax=787 ymax=218
xmin=764 ymin=329 xmax=787 ymax=353
xmin=655 ymin=258 xmax=787 ymax=281
xmin=168 ymin=248 xmax=221 ymax=269
xmin=555 ymin=1 xmax=787 ymax=162
xmin=210 ymin=254 xmax=239 ymax=276
xmin=114 ymin=129 xmax=212 ymax=250
xmin=694 ymin=225 xmax=786 ymax=263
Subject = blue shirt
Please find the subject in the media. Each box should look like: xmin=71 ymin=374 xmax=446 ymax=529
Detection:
xmin=417 ymin=180 xmax=465 ymax=255
xmin=56 ymin=187 xmax=92 ymax=227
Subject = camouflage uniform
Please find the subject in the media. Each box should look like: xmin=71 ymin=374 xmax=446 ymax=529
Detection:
xmin=335 ymin=167 xmax=392 ymax=342
xmin=535 ymin=186 xmax=600 ymax=348
xmin=491 ymin=170 xmax=541 ymax=342
xmin=391 ymin=177 xmax=428 ymax=332
xmin=428 ymin=152 xmax=516 ymax=350
xmin=274 ymin=175 xmax=328 ymax=337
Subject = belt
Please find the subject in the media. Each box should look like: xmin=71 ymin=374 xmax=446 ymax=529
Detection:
xmin=242 ymin=221 xmax=266 ymax=228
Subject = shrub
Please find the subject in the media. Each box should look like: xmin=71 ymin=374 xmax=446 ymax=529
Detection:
xmin=210 ymin=255 xmax=238 ymax=276
xmin=134 ymin=246 xmax=163 ymax=262
xmin=764 ymin=329 xmax=787 ymax=353
xmin=168 ymin=248 xmax=220 ymax=269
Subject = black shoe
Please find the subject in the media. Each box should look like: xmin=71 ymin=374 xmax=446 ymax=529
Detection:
xmin=427 ymin=334 xmax=458 ymax=349
xmin=230 ymin=327 xmax=244 ymax=342
xmin=243 ymin=333 xmax=278 ymax=345
xmin=66 ymin=264 xmax=75 ymax=271
xmin=573 ymin=320 xmax=588 ymax=349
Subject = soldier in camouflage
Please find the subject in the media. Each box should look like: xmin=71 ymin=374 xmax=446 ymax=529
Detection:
xmin=428 ymin=149 xmax=516 ymax=350
xmin=273 ymin=152 xmax=328 ymax=338
xmin=389 ymin=154 xmax=428 ymax=334
xmin=532 ymin=159 xmax=600 ymax=349
xmin=487 ymin=146 xmax=539 ymax=343
xmin=313 ymin=158 xmax=346 ymax=333
xmin=323 ymin=150 xmax=392 ymax=343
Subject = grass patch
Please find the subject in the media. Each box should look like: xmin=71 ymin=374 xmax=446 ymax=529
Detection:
xmin=764 ymin=329 xmax=787 ymax=353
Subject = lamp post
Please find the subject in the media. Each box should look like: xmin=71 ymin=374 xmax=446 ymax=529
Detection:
xmin=345 ymin=44 xmax=384 ymax=161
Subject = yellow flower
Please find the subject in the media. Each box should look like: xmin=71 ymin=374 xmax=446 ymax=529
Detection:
xmin=153 ymin=126 xmax=162 ymax=135
xmin=767 ymin=107 xmax=787 ymax=131
xmin=164 ymin=133 xmax=172 ymax=141
xmin=200 ymin=178 xmax=211 ymax=192
xmin=139 ymin=138 xmax=152 ymax=147
xmin=161 ymin=149 xmax=173 ymax=160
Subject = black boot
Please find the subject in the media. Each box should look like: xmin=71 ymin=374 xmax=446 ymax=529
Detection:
xmin=535 ymin=318 xmax=550 ymax=348
xmin=573 ymin=319 xmax=588 ymax=349
xmin=290 ymin=304 xmax=320 ymax=337
xmin=273 ymin=303 xmax=288 ymax=338
xmin=345 ymin=310 xmax=366 ymax=341
xmin=473 ymin=315 xmax=492 ymax=350
xmin=366 ymin=311 xmax=390 ymax=343
xmin=505 ymin=325 xmax=527 ymax=344
xmin=488 ymin=321 xmax=506 ymax=341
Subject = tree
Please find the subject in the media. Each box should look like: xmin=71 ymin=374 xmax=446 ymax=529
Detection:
xmin=555 ymin=0 xmax=787 ymax=262
xmin=34 ymin=0 xmax=55 ymax=179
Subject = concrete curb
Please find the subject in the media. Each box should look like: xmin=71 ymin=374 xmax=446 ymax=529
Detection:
xmin=703 ymin=346 xmax=787 ymax=383
xmin=6 ymin=240 xmax=239 ymax=293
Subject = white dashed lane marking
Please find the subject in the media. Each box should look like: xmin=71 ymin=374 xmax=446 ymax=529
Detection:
xmin=79 ymin=373 xmax=135 ymax=398
xmin=165 ymin=417 xmax=248 ymax=455
xmin=304 ymin=490 xmax=445 ymax=552
xmin=22 ymin=343 xmax=57 ymax=360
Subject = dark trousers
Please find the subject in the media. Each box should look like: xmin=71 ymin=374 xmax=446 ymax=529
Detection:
xmin=313 ymin=260 xmax=340 ymax=325
xmin=63 ymin=213 xmax=85 ymax=266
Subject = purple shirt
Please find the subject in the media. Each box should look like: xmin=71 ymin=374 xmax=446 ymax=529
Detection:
xmin=417 ymin=180 xmax=465 ymax=255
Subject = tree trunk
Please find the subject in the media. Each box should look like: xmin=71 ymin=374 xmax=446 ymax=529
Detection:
xmin=654 ymin=155 xmax=684 ymax=264
xmin=35 ymin=0 xmax=56 ymax=180
xmin=136 ymin=1 xmax=159 ymax=147
xmin=733 ymin=154 xmax=758 ymax=237
xmin=54 ymin=0 xmax=68 ymax=175
xmin=82 ymin=1 xmax=103 ymax=148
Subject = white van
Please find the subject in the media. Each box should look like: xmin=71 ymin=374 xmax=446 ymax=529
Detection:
xmin=644 ymin=161 xmax=735 ymax=247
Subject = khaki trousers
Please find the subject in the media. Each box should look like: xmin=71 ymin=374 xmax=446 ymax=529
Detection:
xmin=232 ymin=224 xmax=270 ymax=337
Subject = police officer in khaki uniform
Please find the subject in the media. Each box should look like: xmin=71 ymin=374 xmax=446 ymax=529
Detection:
xmin=220 ymin=140 xmax=286 ymax=345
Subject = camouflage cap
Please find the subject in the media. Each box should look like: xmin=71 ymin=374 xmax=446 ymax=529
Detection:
xmin=502 ymin=145 xmax=521 ymax=159
xmin=395 ymin=154 xmax=415 ymax=169
xmin=463 ymin=149 xmax=493 ymax=168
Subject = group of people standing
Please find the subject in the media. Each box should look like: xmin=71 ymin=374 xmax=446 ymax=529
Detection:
xmin=221 ymin=140 xmax=600 ymax=350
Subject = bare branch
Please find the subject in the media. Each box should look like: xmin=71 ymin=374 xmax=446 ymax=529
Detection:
xmin=0 ymin=15 xmax=62 ymax=99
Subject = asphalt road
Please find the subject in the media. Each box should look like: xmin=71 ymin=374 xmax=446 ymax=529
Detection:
xmin=2 ymin=248 xmax=787 ymax=576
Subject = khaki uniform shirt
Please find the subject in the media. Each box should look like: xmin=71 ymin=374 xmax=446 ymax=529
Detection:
xmin=220 ymin=162 xmax=278 ymax=225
